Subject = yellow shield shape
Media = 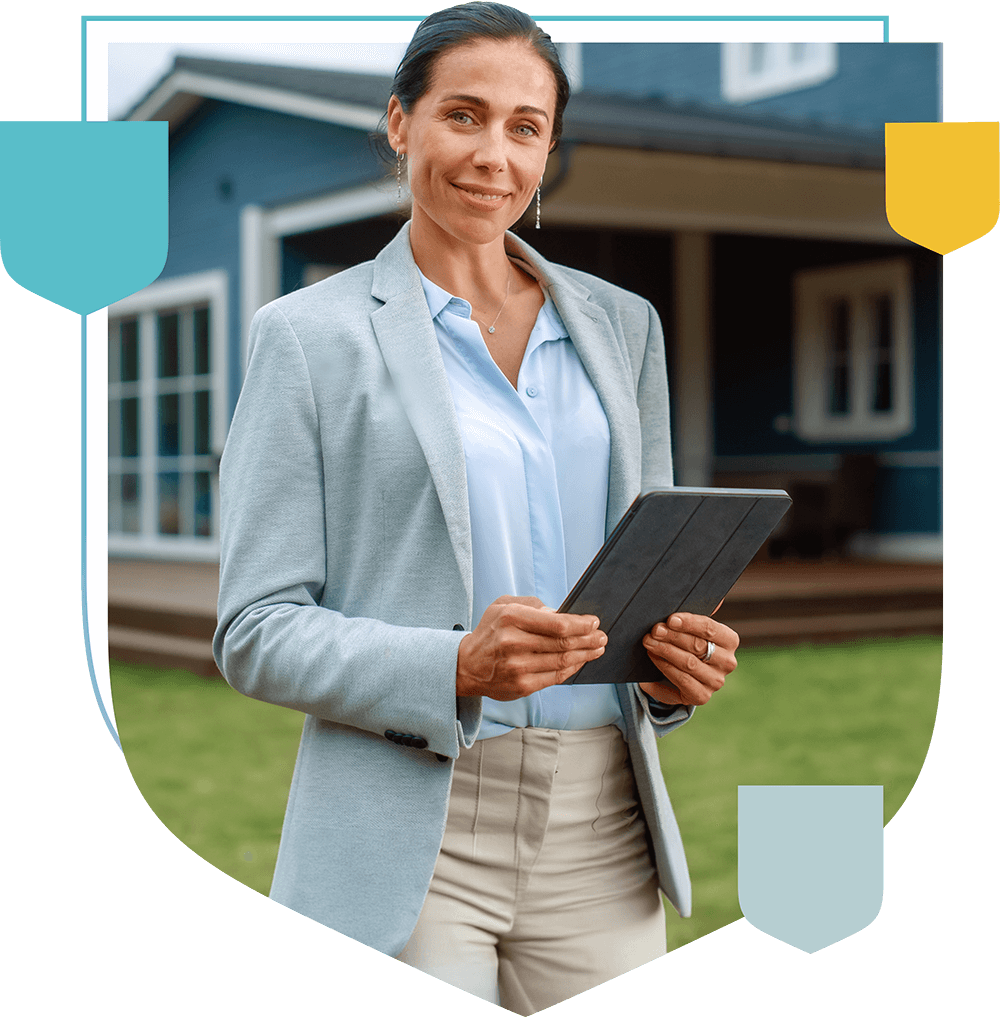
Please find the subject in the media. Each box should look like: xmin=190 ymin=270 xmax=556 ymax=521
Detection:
xmin=885 ymin=122 xmax=998 ymax=255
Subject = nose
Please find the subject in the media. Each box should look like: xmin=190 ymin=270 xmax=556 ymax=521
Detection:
xmin=472 ymin=124 xmax=507 ymax=173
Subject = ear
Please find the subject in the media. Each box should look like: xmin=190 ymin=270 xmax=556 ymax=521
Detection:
xmin=387 ymin=95 xmax=407 ymax=154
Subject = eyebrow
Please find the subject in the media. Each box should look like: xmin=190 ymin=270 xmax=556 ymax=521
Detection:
xmin=441 ymin=94 xmax=550 ymax=120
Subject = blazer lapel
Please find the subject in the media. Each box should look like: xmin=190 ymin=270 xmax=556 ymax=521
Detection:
xmin=370 ymin=224 xmax=474 ymax=608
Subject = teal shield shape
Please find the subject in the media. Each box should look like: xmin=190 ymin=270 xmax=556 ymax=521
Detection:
xmin=738 ymin=785 xmax=883 ymax=952
xmin=0 ymin=121 xmax=168 ymax=315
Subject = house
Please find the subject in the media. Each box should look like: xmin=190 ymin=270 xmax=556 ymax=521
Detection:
xmin=109 ymin=40 xmax=941 ymax=567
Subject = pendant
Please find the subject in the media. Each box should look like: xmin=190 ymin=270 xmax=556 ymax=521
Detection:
xmin=488 ymin=326 xmax=495 ymax=333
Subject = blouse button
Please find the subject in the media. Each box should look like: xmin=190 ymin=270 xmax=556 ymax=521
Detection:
xmin=525 ymin=386 xmax=538 ymax=398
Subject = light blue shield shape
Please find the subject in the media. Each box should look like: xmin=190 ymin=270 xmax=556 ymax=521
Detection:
xmin=0 ymin=121 xmax=168 ymax=315
xmin=738 ymin=785 xmax=883 ymax=952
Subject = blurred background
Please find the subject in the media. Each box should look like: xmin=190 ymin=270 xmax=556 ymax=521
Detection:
xmin=107 ymin=39 xmax=943 ymax=951
xmin=107 ymin=39 xmax=943 ymax=665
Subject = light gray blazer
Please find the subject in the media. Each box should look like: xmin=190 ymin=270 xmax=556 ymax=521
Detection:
xmin=214 ymin=222 xmax=693 ymax=956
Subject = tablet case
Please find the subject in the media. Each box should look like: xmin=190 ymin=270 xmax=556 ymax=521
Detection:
xmin=559 ymin=488 xmax=791 ymax=685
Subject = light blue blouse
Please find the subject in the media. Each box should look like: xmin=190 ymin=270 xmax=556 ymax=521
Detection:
xmin=417 ymin=266 xmax=626 ymax=739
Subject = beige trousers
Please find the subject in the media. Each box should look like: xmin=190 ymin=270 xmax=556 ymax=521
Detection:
xmin=397 ymin=726 xmax=666 ymax=1015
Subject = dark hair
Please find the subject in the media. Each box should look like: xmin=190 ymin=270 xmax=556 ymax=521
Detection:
xmin=383 ymin=3 xmax=571 ymax=152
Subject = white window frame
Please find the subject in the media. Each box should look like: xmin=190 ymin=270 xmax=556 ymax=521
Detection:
xmin=793 ymin=258 xmax=914 ymax=443
xmin=108 ymin=269 xmax=229 ymax=560
xmin=721 ymin=42 xmax=837 ymax=103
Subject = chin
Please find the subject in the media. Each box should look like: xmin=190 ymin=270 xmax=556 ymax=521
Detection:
xmin=441 ymin=213 xmax=518 ymax=247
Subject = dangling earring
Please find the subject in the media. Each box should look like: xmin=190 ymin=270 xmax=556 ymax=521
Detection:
xmin=535 ymin=178 xmax=542 ymax=229
xmin=396 ymin=150 xmax=404 ymax=205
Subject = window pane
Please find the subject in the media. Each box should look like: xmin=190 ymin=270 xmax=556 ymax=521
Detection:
xmin=122 ymin=473 xmax=141 ymax=534
xmin=194 ymin=390 xmax=211 ymax=455
xmin=158 ymin=393 xmax=180 ymax=456
xmin=193 ymin=306 xmax=210 ymax=375
xmin=120 ymin=318 xmax=139 ymax=382
xmin=158 ymin=312 xmax=180 ymax=377
xmin=872 ymin=295 xmax=893 ymax=412
xmin=108 ymin=472 xmax=120 ymax=533
xmin=158 ymin=472 xmax=180 ymax=534
xmin=121 ymin=397 xmax=140 ymax=457
xmin=749 ymin=42 xmax=767 ymax=73
xmin=194 ymin=471 xmax=212 ymax=538
xmin=828 ymin=299 xmax=851 ymax=415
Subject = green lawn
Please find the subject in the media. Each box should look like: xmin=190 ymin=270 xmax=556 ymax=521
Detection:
xmin=110 ymin=635 xmax=941 ymax=952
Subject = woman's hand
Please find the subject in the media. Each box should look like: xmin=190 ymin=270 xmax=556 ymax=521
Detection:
xmin=456 ymin=596 xmax=607 ymax=701
xmin=639 ymin=612 xmax=739 ymax=707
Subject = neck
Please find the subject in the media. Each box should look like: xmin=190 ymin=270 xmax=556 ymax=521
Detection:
xmin=407 ymin=207 xmax=514 ymax=306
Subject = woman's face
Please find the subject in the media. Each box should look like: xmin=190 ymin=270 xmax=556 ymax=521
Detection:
xmin=388 ymin=38 xmax=557 ymax=248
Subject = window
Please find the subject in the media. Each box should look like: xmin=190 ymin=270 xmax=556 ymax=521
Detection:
xmin=721 ymin=42 xmax=837 ymax=103
xmin=108 ymin=270 xmax=227 ymax=558
xmin=792 ymin=259 xmax=914 ymax=442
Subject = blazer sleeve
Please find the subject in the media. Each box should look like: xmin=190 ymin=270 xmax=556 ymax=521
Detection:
xmin=213 ymin=302 xmax=479 ymax=760
xmin=631 ymin=298 xmax=694 ymax=736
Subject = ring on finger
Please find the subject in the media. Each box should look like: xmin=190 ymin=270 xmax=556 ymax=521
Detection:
xmin=700 ymin=640 xmax=716 ymax=664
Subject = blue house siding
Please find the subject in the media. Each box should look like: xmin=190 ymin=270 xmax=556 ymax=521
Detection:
xmin=581 ymin=43 xmax=940 ymax=133
xmin=872 ymin=465 xmax=941 ymax=533
xmin=582 ymin=43 xmax=723 ymax=108
xmin=160 ymin=99 xmax=382 ymax=417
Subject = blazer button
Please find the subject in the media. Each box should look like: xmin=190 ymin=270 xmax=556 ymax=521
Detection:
xmin=385 ymin=730 xmax=428 ymax=750
xmin=435 ymin=753 xmax=449 ymax=762
xmin=453 ymin=624 xmax=465 ymax=631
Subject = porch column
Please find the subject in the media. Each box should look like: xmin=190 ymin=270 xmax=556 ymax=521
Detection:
xmin=672 ymin=230 xmax=714 ymax=488
xmin=239 ymin=204 xmax=280 ymax=376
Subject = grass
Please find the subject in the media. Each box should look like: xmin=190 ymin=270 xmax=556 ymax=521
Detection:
xmin=111 ymin=661 xmax=305 ymax=896
xmin=110 ymin=635 xmax=941 ymax=950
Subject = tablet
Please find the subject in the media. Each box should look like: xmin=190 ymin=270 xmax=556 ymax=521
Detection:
xmin=559 ymin=487 xmax=791 ymax=685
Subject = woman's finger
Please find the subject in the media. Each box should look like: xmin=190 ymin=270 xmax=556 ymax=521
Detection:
xmin=493 ymin=601 xmax=602 ymax=640
xmin=664 ymin=612 xmax=739 ymax=651
xmin=485 ymin=647 xmax=607 ymax=700
xmin=647 ymin=623 xmax=735 ymax=670
xmin=642 ymin=654 xmax=719 ymax=706
xmin=643 ymin=634 xmax=731 ymax=688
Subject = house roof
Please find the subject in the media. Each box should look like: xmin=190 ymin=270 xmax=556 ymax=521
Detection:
xmin=127 ymin=54 xmax=885 ymax=170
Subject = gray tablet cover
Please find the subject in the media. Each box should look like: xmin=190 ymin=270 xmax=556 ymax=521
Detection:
xmin=559 ymin=487 xmax=791 ymax=685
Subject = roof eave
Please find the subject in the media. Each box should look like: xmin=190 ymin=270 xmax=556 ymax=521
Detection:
xmin=125 ymin=68 xmax=385 ymax=133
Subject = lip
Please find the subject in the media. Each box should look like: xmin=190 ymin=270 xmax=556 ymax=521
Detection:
xmin=452 ymin=183 xmax=512 ymax=207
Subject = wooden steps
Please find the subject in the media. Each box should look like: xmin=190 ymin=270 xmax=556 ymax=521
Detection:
xmin=714 ymin=560 xmax=943 ymax=646
xmin=108 ymin=560 xmax=221 ymax=677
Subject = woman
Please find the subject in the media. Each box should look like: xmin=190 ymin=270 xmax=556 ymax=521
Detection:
xmin=214 ymin=4 xmax=738 ymax=1013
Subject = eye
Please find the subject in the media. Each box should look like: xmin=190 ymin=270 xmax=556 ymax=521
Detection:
xmin=449 ymin=111 xmax=474 ymax=125
xmin=514 ymin=123 xmax=541 ymax=138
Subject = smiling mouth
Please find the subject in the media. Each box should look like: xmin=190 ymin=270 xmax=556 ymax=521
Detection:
xmin=453 ymin=185 xmax=509 ymax=202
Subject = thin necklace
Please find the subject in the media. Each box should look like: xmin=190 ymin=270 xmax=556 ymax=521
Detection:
xmin=486 ymin=260 xmax=512 ymax=334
